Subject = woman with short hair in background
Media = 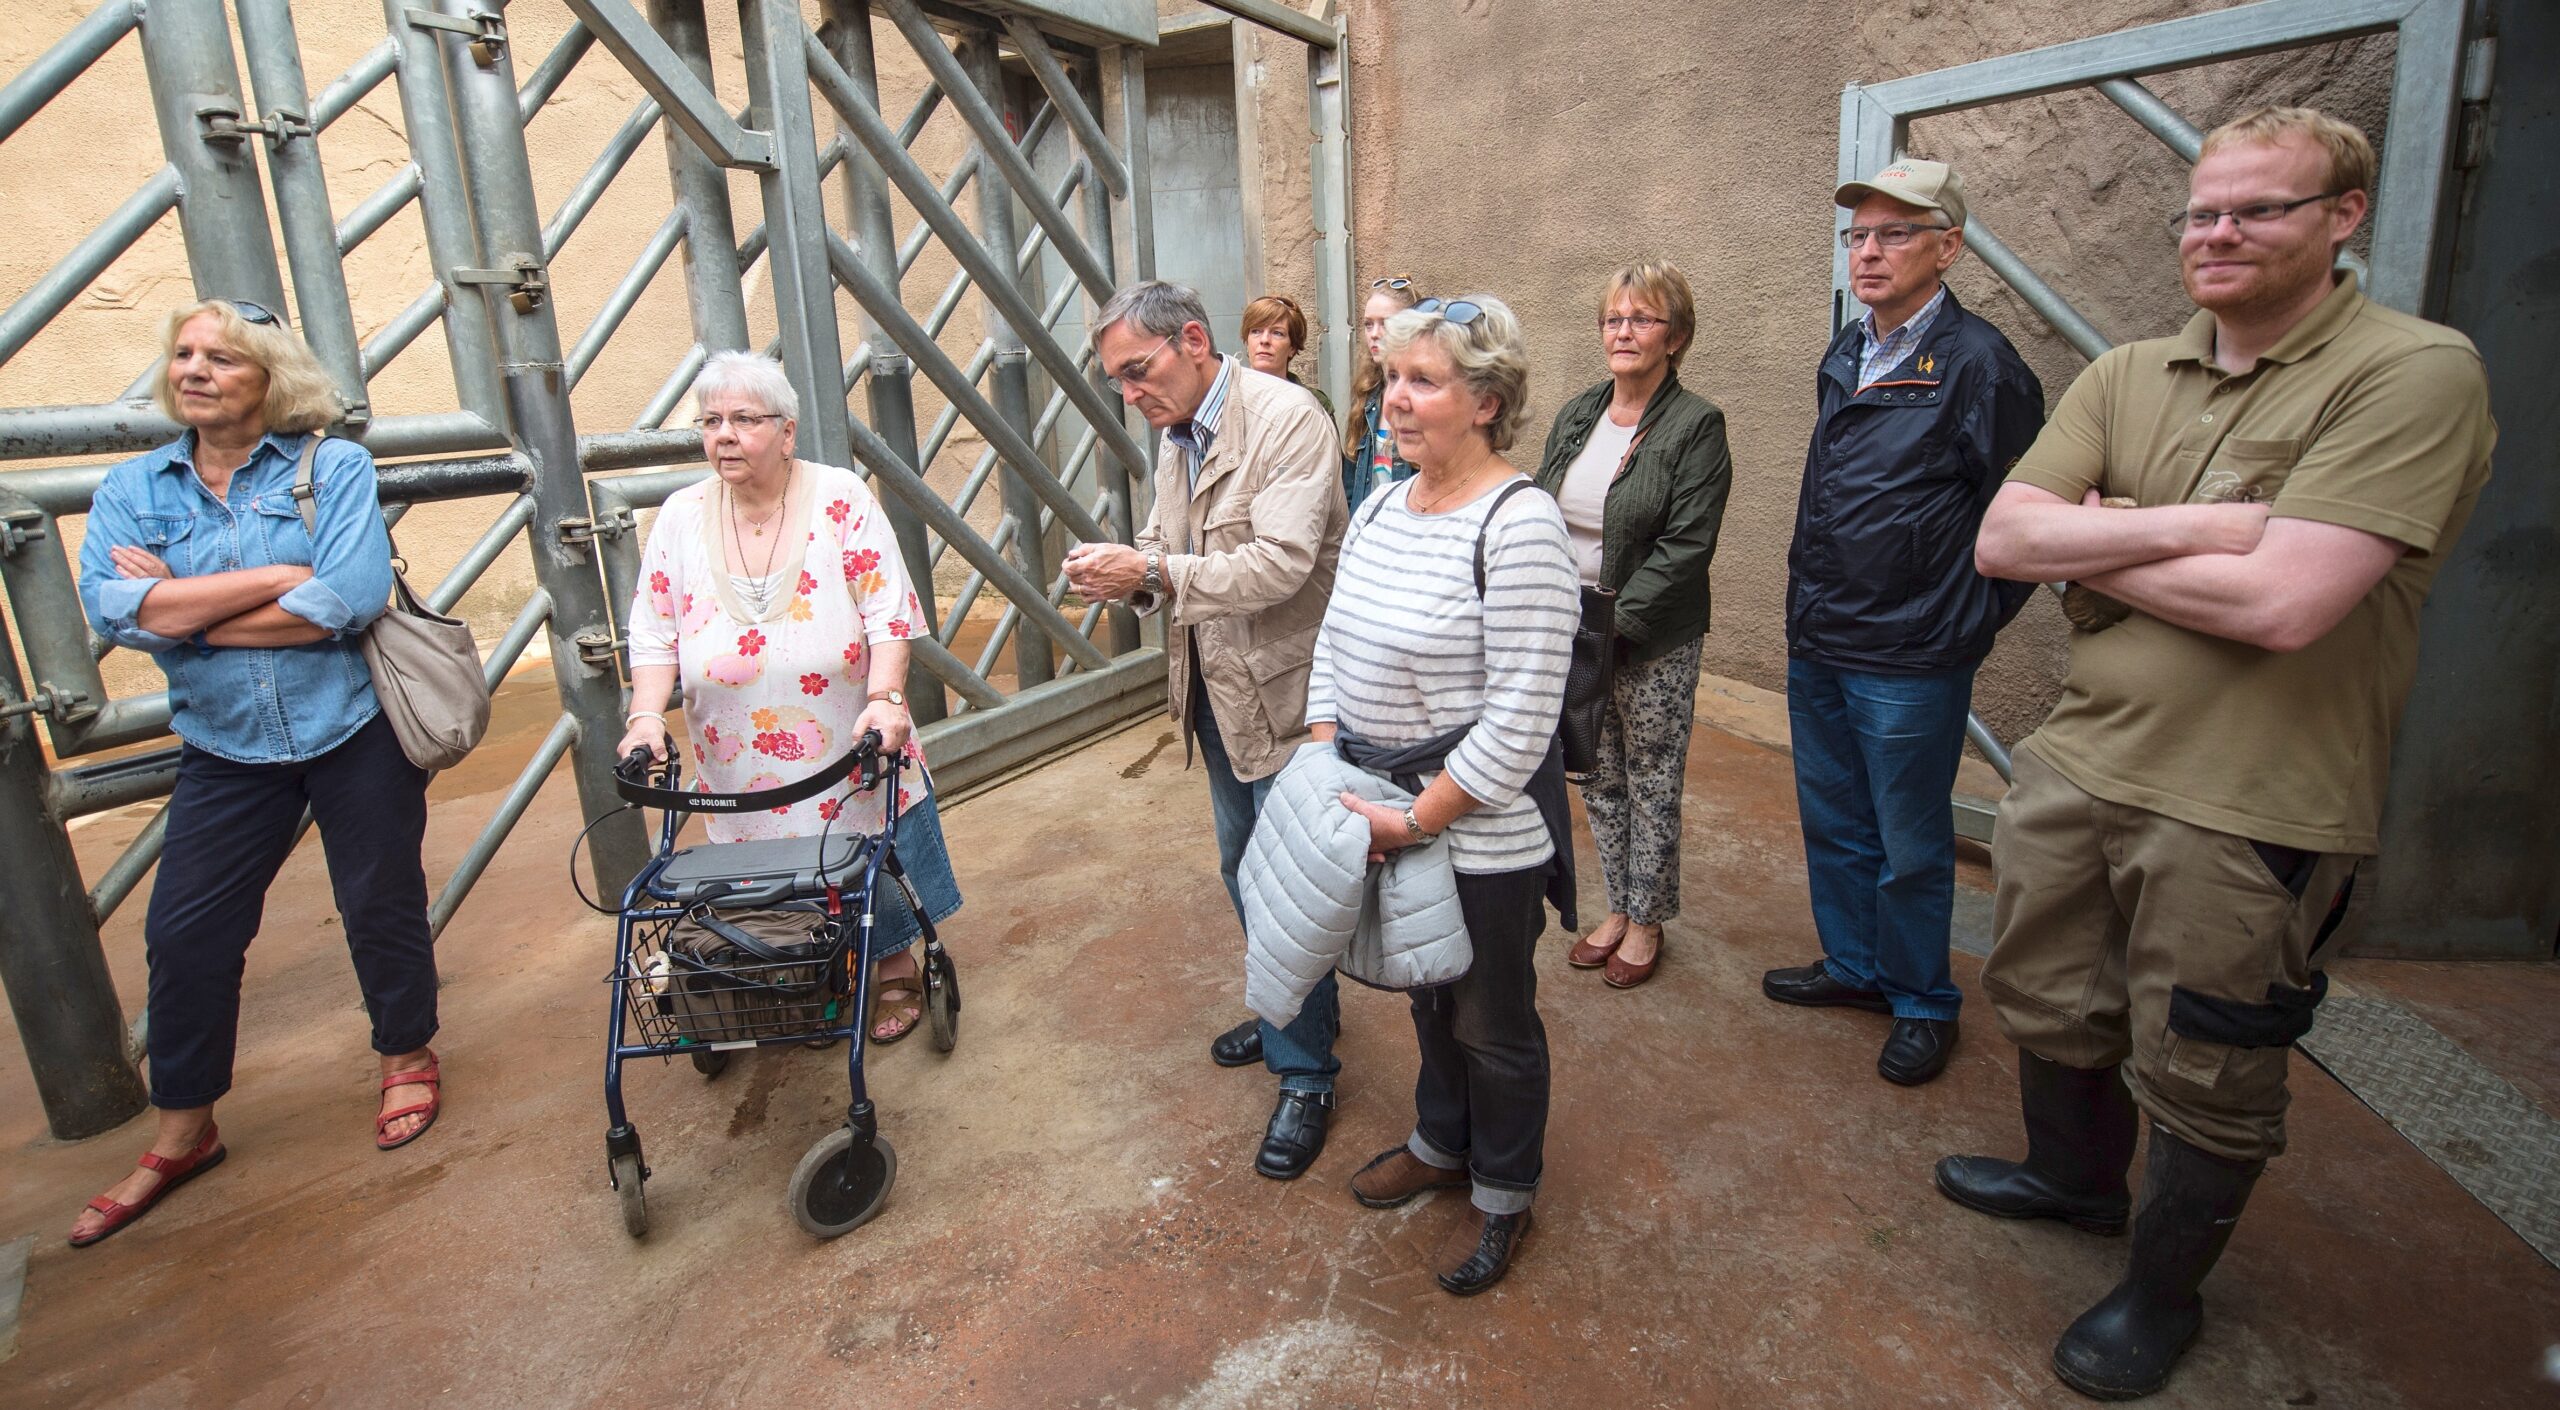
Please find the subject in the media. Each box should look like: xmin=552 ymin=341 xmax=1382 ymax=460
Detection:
xmin=1536 ymin=260 xmax=1734 ymax=990
xmin=1240 ymin=293 xmax=1332 ymax=421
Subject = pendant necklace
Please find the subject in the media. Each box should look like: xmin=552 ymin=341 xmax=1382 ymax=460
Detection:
xmin=729 ymin=469 xmax=789 ymax=615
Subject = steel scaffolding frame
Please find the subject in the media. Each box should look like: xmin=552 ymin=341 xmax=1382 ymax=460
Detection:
xmin=0 ymin=0 xmax=1355 ymax=1139
xmin=1834 ymin=0 xmax=2478 ymax=843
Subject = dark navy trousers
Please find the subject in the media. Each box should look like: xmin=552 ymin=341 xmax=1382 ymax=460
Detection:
xmin=145 ymin=712 xmax=438 ymax=1108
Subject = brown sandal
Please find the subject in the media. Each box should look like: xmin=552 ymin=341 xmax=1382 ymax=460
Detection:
xmin=870 ymin=971 xmax=924 ymax=1044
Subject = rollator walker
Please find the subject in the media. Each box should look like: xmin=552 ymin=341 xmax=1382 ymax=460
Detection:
xmin=594 ymin=731 xmax=958 ymax=1238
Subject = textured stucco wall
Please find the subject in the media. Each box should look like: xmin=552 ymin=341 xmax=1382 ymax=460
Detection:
xmin=1323 ymin=0 xmax=2395 ymax=745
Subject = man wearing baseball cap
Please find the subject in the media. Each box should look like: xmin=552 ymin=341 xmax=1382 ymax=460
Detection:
xmin=1762 ymin=158 xmax=2045 ymax=1086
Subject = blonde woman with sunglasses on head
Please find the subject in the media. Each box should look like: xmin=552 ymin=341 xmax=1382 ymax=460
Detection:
xmin=1341 ymin=276 xmax=1423 ymax=508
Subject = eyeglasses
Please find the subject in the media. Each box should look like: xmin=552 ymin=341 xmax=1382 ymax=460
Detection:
xmin=2166 ymin=191 xmax=2342 ymax=236
xmin=1369 ymin=277 xmax=1414 ymax=291
xmin=1415 ymin=297 xmax=1485 ymax=326
xmin=693 ymin=411 xmax=785 ymax=433
xmin=1104 ymin=333 xmax=1178 ymax=393
xmin=227 ymin=299 xmax=282 ymax=327
xmin=1839 ymin=221 xmax=1950 ymax=250
xmin=1602 ymin=315 xmax=1668 ymax=333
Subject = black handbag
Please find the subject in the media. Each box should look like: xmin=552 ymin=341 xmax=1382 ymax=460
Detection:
xmin=1561 ymin=584 xmax=1618 ymax=780
xmin=1559 ymin=421 xmax=1647 ymax=781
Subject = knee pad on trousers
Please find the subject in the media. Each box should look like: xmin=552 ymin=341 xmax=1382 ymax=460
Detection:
xmin=2165 ymin=973 xmax=2327 ymax=1050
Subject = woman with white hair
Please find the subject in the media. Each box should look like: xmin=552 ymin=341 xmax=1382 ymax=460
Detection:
xmin=1307 ymin=296 xmax=1579 ymax=1295
xmin=71 ymin=298 xmax=439 ymax=1247
xmin=616 ymin=350 xmax=961 ymax=1044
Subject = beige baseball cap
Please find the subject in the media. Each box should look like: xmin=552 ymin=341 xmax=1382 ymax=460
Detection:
xmin=1835 ymin=159 xmax=1968 ymax=227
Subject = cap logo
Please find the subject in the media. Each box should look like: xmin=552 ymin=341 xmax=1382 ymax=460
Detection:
xmin=1881 ymin=167 xmax=1912 ymax=178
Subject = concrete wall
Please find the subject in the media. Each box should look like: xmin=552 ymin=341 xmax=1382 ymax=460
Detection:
xmin=1312 ymin=0 xmax=2396 ymax=744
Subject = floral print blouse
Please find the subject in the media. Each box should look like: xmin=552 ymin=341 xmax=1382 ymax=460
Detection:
xmin=627 ymin=460 xmax=927 ymax=843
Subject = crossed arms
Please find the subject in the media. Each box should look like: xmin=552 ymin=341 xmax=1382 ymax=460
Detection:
xmin=1973 ymin=483 xmax=2403 ymax=654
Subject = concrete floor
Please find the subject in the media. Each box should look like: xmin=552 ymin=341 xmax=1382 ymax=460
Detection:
xmin=2 ymin=676 xmax=2555 ymax=1409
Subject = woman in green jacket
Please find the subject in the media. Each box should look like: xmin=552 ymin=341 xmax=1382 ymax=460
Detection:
xmin=1534 ymin=260 xmax=1734 ymax=989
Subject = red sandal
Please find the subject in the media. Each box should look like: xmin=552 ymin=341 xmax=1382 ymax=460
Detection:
xmin=69 ymin=1124 xmax=226 ymax=1249
xmin=376 ymin=1051 xmax=442 ymax=1151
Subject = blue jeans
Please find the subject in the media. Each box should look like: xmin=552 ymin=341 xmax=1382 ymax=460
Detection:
xmin=865 ymin=781 xmax=964 ymax=962
xmin=1787 ymin=656 xmax=1975 ymax=1021
xmin=1193 ymin=676 xmax=1339 ymax=1095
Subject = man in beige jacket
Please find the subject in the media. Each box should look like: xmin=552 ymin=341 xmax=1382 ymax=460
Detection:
xmin=1064 ymin=280 xmax=1347 ymax=1180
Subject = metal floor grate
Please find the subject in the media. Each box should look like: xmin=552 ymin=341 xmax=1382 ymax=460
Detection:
xmin=2302 ymin=994 xmax=2560 ymax=1269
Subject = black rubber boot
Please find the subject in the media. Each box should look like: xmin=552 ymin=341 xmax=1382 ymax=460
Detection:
xmin=2052 ymin=1127 xmax=2264 ymax=1401
xmin=1935 ymin=1052 xmax=2140 ymax=1234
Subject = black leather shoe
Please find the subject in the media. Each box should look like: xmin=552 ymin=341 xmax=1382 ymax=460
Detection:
xmin=1210 ymin=1018 xmax=1263 ymax=1068
xmin=2052 ymin=1127 xmax=2264 ymax=1401
xmin=1935 ymin=1053 xmax=2138 ymax=1234
xmin=1761 ymin=961 xmax=1892 ymax=1013
xmin=1878 ymin=1017 xmax=1957 ymax=1085
xmin=1435 ymin=1207 xmax=1531 ymax=1296
xmin=1254 ymin=1089 xmax=1334 ymax=1180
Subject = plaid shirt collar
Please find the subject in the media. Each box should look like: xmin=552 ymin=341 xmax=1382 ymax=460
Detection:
xmin=1858 ymin=284 xmax=1949 ymax=388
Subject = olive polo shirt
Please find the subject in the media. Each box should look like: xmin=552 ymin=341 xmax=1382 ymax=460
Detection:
xmin=2006 ymin=273 xmax=2495 ymax=854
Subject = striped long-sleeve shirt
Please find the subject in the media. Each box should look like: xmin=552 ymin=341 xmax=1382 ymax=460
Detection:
xmin=1304 ymin=476 xmax=1579 ymax=873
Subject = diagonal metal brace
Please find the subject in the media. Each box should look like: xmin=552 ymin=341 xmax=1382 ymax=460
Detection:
xmin=1000 ymin=16 xmax=1130 ymax=199
xmin=879 ymin=0 xmax=1116 ymax=303
xmin=802 ymin=27 xmax=1150 ymax=481
xmin=823 ymin=230 xmax=1108 ymax=547
xmin=561 ymin=0 xmax=777 ymax=170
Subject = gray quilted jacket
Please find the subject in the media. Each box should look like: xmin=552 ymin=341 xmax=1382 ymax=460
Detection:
xmin=1239 ymin=741 xmax=1470 ymax=1027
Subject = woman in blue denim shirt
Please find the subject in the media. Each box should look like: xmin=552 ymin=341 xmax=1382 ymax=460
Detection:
xmin=68 ymin=300 xmax=443 ymax=1248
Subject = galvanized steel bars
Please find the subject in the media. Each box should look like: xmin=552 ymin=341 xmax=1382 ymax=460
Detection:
xmin=425 ymin=0 xmax=648 ymax=895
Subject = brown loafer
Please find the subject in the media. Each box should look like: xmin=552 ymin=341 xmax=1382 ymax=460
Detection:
xmin=1349 ymin=1147 xmax=1467 ymax=1209
xmin=1434 ymin=1205 xmax=1531 ymax=1296
xmin=1565 ymin=930 xmax=1622 ymax=969
xmin=1604 ymin=935 xmax=1662 ymax=989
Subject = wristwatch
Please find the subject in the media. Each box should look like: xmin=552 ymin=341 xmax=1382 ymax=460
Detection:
xmin=867 ymin=689 xmax=905 ymax=708
xmin=1140 ymin=549 xmax=1164 ymax=597
xmin=1403 ymin=806 xmax=1434 ymax=842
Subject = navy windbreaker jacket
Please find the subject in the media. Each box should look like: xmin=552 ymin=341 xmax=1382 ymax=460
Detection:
xmin=1785 ymin=287 xmax=2046 ymax=674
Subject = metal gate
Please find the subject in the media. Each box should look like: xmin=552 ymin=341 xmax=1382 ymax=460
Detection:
xmin=1835 ymin=0 xmax=2481 ymax=845
xmin=0 ymin=0 xmax=1355 ymax=1139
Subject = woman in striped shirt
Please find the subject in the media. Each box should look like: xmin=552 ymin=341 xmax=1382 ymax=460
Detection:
xmin=1306 ymin=295 xmax=1579 ymax=1296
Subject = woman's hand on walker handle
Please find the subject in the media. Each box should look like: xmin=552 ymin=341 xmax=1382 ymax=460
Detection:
xmin=854 ymin=697 xmax=910 ymax=758
xmin=616 ymin=714 xmax=670 ymax=764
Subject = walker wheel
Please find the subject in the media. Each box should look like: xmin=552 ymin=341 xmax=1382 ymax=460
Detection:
xmin=924 ymin=947 xmax=960 ymax=1053
xmin=611 ymin=1150 xmax=649 ymax=1238
xmin=690 ymin=1049 xmax=729 ymax=1079
xmin=788 ymin=1128 xmax=895 ymax=1238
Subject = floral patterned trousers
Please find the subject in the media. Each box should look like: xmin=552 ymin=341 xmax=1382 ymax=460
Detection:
xmin=1580 ymin=636 xmax=1704 ymax=926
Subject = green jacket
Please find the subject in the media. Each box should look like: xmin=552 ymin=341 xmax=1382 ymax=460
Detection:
xmin=1532 ymin=372 xmax=1734 ymax=661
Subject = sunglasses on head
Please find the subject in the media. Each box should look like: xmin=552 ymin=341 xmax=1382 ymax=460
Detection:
xmin=227 ymin=299 xmax=283 ymax=327
xmin=1415 ymin=297 xmax=1485 ymax=326
xmin=1369 ymin=277 xmax=1415 ymax=291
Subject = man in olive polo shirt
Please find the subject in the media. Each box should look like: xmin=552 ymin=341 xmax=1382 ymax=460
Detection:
xmin=1943 ymin=107 xmax=2494 ymax=1401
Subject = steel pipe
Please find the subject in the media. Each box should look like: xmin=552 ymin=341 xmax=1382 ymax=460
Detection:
xmin=336 ymin=165 xmax=425 ymax=255
xmin=568 ymin=209 xmax=689 ymax=388
xmin=0 ymin=168 xmax=181 ymax=372
xmin=237 ymin=0 xmax=370 ymax=421
xmin=136 ymin=0 xmax=286 ymax=309
xmin=2096 ymin=77 xmax=2204 ymax=162
xmin=653 ymin=0 xmax=753 ymax=355
xmin=432 ymin=0 xmax=651 ymax=897
xmin=360 ymin=284 xmax=449 ymax=381
xmin=0 ymin=0 xmax=142 ymax=147
xmin=1962 ymin=216 xmax=2114 ymax=361
xmin=1964 ymin=711 xmax=2016 ymax=783
xmin=310 ymin=37 xmax=400 ymax=132
xmin=1074 ymin=50 xmax=1139 ymax=655
xmin=739 ymin=0 xmax=856 ymax=473
xmin=807 ymin=31 xmax=1150 ymax=482
xmin=634 ymin=344 xmax=709 ymax=431
xmin=516 ymin=20 xmax=600 ymax=123
xmin=481 ymin=587 xmax=554 ymax=691
xmin=542 ymin=98 xmax=667 ymax=262
xmin=431 ymin=711 xmax=578 ymax=937
xmin=378 ymin=0 xmax=504 ymax=425
xmin=561 ymin=0 xmax=775 ymax=168
xmin=425 ymin=493 xmax=538 ymax=614
xmin=49 ymin=746 xmax=177 ymax=820
xmin=87 ymin=804 xmax=169 ymax=925
xmin=1001 ymin=16 xmax=1130 ymax=198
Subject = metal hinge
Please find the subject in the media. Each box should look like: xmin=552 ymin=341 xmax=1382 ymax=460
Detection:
xmin=0 ymin=509 xmax=49 ymax=556
xmin=555 ymin=517 xmax=597 ymax=549
xmin=572 ymin=628 xmax=623 ymax=670
xmin=0 ymin=684 xmax=92 ymax=725
xmin=452 ymin=255 xmax=549 ymax=313
xmin=403 ymin=7 xmax=507 ymax=66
